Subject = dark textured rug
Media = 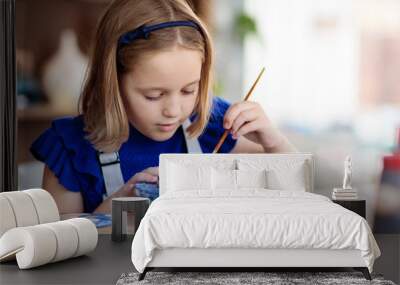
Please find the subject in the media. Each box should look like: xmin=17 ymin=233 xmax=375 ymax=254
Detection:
xmin=116 ymin=271 xmax=396 ymax=285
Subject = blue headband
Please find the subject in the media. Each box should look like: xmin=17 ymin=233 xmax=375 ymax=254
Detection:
xmin=118 ymin=20 xmax=201 ymax=48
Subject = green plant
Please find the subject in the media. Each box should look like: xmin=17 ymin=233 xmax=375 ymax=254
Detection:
xmin=234 ymin=12 xmax=258 ymax=40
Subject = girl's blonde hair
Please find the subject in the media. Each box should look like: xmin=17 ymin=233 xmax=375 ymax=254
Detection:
xmin=79 ymin=0 xmax=214 ymax=153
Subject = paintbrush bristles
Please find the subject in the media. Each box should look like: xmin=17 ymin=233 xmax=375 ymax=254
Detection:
xmin=212 ymin=67 xmax=266 ymax=154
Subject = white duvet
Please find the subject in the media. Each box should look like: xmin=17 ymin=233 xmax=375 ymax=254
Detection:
xmin=131 ymin=190 xmax=380 ymax=273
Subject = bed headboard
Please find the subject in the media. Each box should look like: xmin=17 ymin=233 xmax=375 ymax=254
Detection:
xmin=159 ymin=153 xmax=314 ymax=195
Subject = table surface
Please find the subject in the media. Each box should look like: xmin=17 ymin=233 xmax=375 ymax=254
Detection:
xmin=0 ymin=235 xmax=134 ymax=285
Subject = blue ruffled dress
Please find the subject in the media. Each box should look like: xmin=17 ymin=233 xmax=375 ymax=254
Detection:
xmin=30 ymin=96 xmax=237 ymax=212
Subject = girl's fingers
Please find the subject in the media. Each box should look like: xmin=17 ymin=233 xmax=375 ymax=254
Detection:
xmin=223 ymin=102 xmax=255 ymax=129
xmin=117 ymin=170 xmax=158 ymax=197
xmin=127 ymin=172 xmax=158 ymax=186
xmin=137 ymin=172 xmax=158 ymax=183
xmin=120 ymin=183 xmax=134 ymax=192
xmin=143 ymin=167 xmax=159 ymax=177
xmin=234 ymin=120 xmax=261 ymax=138
xmin=230 ymin=109 xmax=259 ymax=134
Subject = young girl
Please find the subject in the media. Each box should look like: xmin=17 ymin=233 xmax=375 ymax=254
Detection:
xmin=30 ymin=0 xmax=296 ymax=214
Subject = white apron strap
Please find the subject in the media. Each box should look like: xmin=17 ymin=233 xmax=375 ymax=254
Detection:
xmin=98 ymin=151 xmax=125 ymax=199
xmin=182 ymin=119 xmax=203 ymax=153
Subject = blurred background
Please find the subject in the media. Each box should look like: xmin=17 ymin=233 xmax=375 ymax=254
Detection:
xmin=16 ymin=0 xmax=399 ymax=281
xmin=239 ymin=0 xmax=400 ymax=229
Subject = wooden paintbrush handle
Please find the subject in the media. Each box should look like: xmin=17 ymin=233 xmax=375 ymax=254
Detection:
xmin=212 ymin=130 xmax=229 ymax=153
xmin=212 ymin=67 xmax=265 ymax=153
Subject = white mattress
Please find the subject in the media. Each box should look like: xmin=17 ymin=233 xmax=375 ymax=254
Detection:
xmin=131 ymin=190 xmax=380 ymax=273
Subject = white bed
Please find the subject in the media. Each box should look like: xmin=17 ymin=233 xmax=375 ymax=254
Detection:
xmin=131 ymin=154 xmax=380 ymax=280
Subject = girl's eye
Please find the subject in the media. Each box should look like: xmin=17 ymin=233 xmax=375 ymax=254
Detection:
xmin=145 ymin=96 xmax=161 ymax=101
xmin=144 ymin=92 xmax=163 ymax=101
xmin=182 ymin=90 xmax=195 ymax=95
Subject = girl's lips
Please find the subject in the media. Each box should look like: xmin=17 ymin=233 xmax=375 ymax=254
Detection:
xmin=157 ymin=123 xmax=177 ymax=132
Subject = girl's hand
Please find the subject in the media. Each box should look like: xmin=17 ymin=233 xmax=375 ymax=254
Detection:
xmin=223 ymin=101 xmax=285 ymax=151
xmin=111 ymin=167 xmax=159 ymax=198
xmin=94 ymin=167 xmax=159 ymax=213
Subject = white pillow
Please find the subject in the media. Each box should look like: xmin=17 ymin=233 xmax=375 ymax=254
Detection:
xmin=211 ymin=168 xmax=268 ymax=191
xmin=266 ymin=167 xmax=306 ymax=191
xmin=211 ymin=168 xmax=237 ymax=191
xmin=167 ymin=162 xmax=212 ymax=192
xmin=236 ymin=169 xmax=268 ymax=189
xmin=237 ymin=159 xmax=308 ymax=191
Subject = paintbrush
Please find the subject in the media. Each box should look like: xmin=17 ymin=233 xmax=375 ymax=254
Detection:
xmin=212 ymin=67 xmax=266 ymax=153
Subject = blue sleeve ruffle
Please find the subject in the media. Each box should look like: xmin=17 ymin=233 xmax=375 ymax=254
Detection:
xmin=198 ymin=96 xmax=238 ymax=153
xmin=30 ymin=116 xmax=104 ymax=213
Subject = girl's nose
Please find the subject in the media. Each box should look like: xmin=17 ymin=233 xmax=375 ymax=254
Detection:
xmin=162 ymin=96 xmax=181 ymax=118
